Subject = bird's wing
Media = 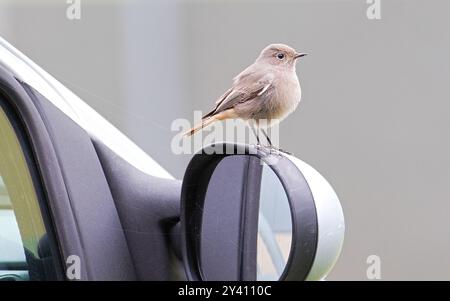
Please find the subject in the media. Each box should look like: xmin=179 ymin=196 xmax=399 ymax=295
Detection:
xmin=203 ymin=70 xmax=274 ymax=119
xmin=232 ymin=64 xmax=258 ymax=85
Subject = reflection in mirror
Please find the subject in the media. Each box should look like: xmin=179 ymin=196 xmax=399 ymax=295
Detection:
xmin=257 ymin=166 xmax=292 ymax=280
xmin=200 ymin=155 xmax=292 ymax=281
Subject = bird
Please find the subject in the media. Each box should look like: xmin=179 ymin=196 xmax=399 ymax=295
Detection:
xmin=184 ymin=43 xmax=307 ymax=148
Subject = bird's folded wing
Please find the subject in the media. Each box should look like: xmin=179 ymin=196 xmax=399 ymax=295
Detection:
xmin=204 ymin=72 xmax=274 ymax=118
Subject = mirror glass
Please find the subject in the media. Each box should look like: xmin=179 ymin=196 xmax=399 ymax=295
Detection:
xmin=200 ymin=155 xmax=292 ymax=281
xmin=257 ymin=164 xmax=292 ymax=280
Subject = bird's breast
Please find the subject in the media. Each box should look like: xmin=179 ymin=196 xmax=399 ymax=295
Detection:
xmin=270 ymin=76 xmax=301 ymax=121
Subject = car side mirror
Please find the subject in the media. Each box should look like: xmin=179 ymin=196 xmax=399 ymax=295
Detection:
xmin=180 ymin=143 xmax=345 ymax=281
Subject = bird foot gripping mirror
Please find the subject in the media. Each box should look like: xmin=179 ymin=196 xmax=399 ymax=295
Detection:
xmin=180 ymin=143 xmax=345 ymax=281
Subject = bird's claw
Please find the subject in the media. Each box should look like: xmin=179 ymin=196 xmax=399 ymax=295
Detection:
xmin=252 ymin=144 xmax=292 ymax=156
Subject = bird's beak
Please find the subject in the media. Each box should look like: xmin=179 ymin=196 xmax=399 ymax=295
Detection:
xmin=294 ymin=53 xmax=308 ymax=59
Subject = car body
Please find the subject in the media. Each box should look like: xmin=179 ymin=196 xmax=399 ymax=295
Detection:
xmin=0 ymin=36 xmax=183 ymax=280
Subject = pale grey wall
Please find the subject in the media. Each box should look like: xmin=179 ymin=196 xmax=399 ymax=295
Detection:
xmin=181 ymin=0 xmax=450 ymax=280
xmin=1 ymin=0 xmax=450 ymax=280
xmin=0 ymin=0 xmax=125 ymax=132
xmin=118 ymin=0 xmax=191 ymax=174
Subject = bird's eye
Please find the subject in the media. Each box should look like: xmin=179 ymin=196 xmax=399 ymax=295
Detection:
xmin=276 ymin=53 xmax=285 ymax=60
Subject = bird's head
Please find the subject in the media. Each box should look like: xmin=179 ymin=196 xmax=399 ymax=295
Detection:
xmin=256 ymin=43 xmax=307 ymax=69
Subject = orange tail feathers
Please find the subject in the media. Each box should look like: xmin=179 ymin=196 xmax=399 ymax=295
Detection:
xmin=183 ymin=109 xmax=237 ymax=137
xmin=183 ymin=116 xmax=217 ymax=137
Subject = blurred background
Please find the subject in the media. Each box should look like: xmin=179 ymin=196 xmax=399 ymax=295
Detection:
xmin=1 ymin=0 xmax=449 ymax=280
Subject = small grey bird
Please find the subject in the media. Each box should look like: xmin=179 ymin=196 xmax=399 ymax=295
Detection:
xmin=185 ymin=43 xmax=307 ymax=147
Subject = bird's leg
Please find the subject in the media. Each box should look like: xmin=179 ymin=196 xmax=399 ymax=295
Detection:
xmin=250 ymin=121 xmax=260 ymax=145
xmin=261 ymin=128 xmax=279 ymax=155
xmin=261 ymin=128 xmax=273 ymax=147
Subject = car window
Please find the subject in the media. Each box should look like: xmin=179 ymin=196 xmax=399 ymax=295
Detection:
xmin=0 ymin=105 xmax=56 ymax=281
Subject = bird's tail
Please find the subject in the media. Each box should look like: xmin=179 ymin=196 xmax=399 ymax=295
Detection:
xmin=183 ymin=116 xmax=217 ymax=137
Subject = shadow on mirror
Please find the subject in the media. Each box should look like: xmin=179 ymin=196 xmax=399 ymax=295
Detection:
xmin=200 ymin=155 xmax=291 ymax=281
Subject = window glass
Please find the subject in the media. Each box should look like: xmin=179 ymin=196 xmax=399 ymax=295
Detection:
xmin=0 ymin=106 xmax=55 ymax=281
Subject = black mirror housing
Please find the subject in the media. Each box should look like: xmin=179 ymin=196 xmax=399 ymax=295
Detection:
xmin=180 ymin=143 xmax=345 ymax=281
